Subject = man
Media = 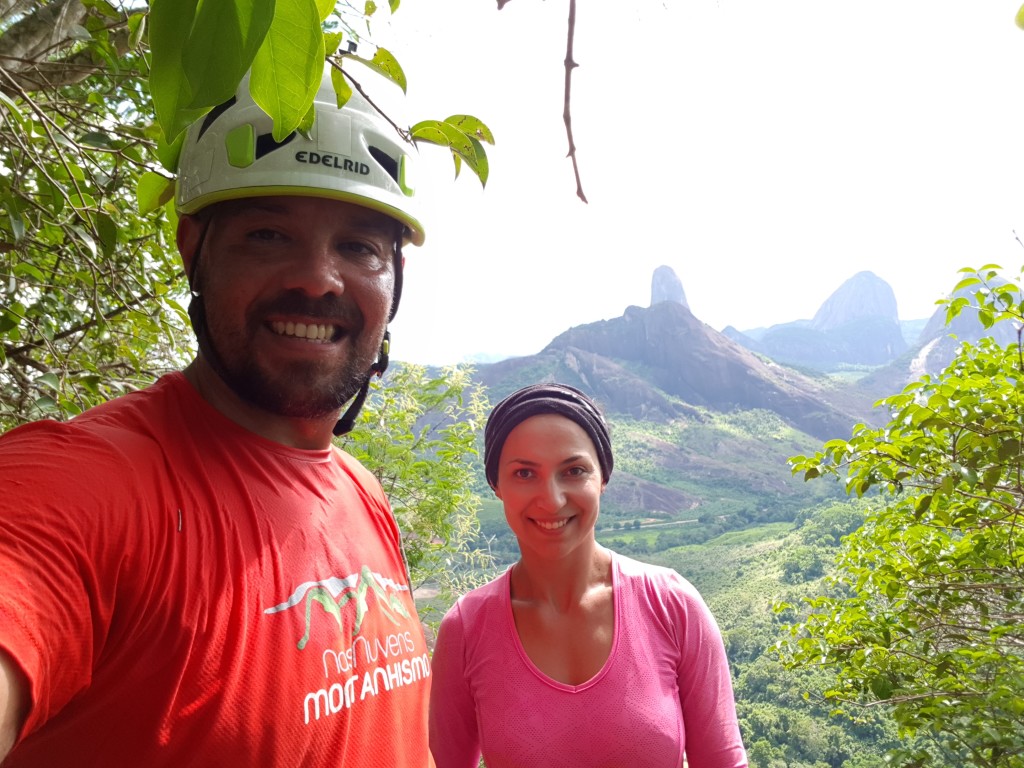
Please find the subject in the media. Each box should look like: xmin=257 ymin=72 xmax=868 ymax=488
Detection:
xmin=0 ymin=64 xmax=434 ymax=766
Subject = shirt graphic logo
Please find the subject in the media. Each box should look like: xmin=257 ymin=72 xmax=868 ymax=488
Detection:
xmin=264 ymin=565 xmax=411 ymax=650
xmin=264 ymin=566 xmax=429 ymax=726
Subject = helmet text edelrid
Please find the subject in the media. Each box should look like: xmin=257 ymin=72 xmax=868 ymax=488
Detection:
xmin=295 ymin=151 xmax=370 ymax=175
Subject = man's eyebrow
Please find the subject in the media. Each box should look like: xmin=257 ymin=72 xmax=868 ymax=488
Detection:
xmin=222 ymin=201 xmax=399 ymax=236
xmin=216 ymin=200 xmax=287 ymax=218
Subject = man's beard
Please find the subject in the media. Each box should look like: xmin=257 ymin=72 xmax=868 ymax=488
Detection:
xmin=189 ymin=289 xmax=381 ymax=420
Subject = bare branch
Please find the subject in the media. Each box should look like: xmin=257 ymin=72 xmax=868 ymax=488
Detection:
xmin=562 ymin=0 xmax=586 ymax=203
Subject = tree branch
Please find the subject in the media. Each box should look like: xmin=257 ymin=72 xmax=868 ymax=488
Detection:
xmin=562 ymin=0 xmax=586 ymax=203
xmin=498 ymin=0 xmax=587 ymax=202
xmin=4 ymin=276 xmax=183 ymax=358
xmin=0 ymin=0 xmax=86 ymax=69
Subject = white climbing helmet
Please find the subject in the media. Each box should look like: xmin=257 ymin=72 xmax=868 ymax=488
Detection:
xmin=175 ymin=64 xmax=424 ymax=246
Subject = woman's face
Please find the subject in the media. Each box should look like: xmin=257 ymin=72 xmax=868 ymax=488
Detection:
xmin=494 ymin=413 xmax=605 ymax=563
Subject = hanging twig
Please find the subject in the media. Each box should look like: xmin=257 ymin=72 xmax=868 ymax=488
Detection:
xmin=562 ymin=0 xmax=586 ymax=202
xmin=497 ymin=0 xmax=587 ymax=202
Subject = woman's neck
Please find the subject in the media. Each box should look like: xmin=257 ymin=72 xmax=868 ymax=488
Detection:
xmin=511 ymin=545 xmax=612 ymax=612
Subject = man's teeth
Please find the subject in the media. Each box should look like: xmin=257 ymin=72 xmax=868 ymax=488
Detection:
xmin=536 ymin=518 xmax=570 ymax=530
xmin=271 ymin=321 xmax=335 ymax=342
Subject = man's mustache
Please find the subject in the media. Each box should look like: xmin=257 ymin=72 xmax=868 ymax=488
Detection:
xmin=255 ymin=291 xmax=362 ymax=323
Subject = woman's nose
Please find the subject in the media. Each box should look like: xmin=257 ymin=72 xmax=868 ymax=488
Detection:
xmin=535 ymin=476 xmax=566 ymax=512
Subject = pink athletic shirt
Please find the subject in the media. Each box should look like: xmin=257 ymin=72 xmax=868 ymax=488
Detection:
xmin=429 ymin=552 xmax=747 ymax=768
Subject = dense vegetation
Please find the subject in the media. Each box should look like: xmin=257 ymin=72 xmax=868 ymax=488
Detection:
xmin=782 ymin=270 xmax=1024 ymax=767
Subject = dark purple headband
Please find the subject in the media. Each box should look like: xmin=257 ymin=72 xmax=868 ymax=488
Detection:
xmin=483 ymin=383 xmax=613 ymax=489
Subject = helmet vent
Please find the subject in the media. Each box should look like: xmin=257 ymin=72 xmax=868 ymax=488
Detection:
xmin=368 ymin=146 xmax=399 ymax=183
xmin=255 ymin=131 xmax=297 ymax=159
xmin=196 ymin=97 xmax=237 ymax=141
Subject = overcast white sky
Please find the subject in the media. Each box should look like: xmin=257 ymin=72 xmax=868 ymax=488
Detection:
xmin=373 ymin=1 xmax=1024 ymax=365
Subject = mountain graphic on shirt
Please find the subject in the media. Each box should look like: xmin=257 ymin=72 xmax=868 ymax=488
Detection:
xmin=264 ymin=565 xmax=411 ymax=650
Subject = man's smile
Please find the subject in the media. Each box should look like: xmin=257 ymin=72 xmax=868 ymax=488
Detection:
xmin=270 ymin=321 xmax=341 ymax=343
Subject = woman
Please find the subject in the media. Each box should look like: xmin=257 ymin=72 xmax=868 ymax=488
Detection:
xmin=429 ymin=383 xmax=747 ymax=768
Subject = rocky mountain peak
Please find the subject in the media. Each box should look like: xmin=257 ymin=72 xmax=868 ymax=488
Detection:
xmin=811 ymin=271 xmax=899 ymax=331
xmin=650 ymin=265 xmax=688 ymax=308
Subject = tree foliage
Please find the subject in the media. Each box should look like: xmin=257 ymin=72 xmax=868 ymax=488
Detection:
xmin=146 ymin=0 xmax=494 ymax=197
xmin=340 ymin=364 xmax=492 ymax=596
xmin=781 ymin=265 xmax=1024 ymax=767
xmin=0 ymin=1 xmax=492 ymax=430
xmin=0 ymin=0 xmax=189 ymax=428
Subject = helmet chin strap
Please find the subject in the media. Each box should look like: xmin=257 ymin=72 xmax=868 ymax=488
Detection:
xmin=332 ymin=240 xmax=403 ymax=438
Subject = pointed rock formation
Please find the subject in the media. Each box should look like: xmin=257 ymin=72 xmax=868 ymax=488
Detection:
xmin=651 ymin=265 xmax=688 ymax=308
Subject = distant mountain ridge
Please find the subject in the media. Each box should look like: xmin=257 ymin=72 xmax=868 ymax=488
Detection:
xmin=461 ymin=265 xmax=1014 ymax=520
xmin=724 ymin=271 xmax=908 ymax=370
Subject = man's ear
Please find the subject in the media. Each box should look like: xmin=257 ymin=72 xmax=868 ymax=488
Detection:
xmin=176 ymin=215 xmax=203 ymax=283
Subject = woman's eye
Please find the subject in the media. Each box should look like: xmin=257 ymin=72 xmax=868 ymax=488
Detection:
xmin=512 ymin=468 xmax=533 ymax=480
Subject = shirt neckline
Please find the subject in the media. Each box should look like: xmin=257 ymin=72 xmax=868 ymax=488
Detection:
xmin=501 ymin=552 xmax=621 ymax=693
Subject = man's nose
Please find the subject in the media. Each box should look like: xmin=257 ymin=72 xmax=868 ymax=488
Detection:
xmin=284 ymin=240 xmax=345 ymax=297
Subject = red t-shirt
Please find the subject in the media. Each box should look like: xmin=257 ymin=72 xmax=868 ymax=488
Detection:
xmin=0 ymin=373 xmax=433 ymax=767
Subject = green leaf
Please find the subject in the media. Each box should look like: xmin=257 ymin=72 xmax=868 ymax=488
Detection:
xmin=94 ymin=213 xmax=118 ymax=257
xmin=127 ymin=12 xmax=146 ymax=49
xmin=68 ymin=24 xmax=92 ymax=42
xmin=952 ymin=276 xmax=981 ymax=293
xmin=913 ymin=494 xmax=932 ymax=517
xmin=79 ymin=131 xmax=114 ymax=148
xmin=411 ymin=120 xmax=476 ymax=159
xmin=149 ymin=0 xmax=207 ymax=142
xmin=462 ymin=134 xmax=489 ymax=186
xmin=8 ymin=211 xmax=25 ymax=242
xmin=155 ymin=129 xmax=185 ymax=174
xmin=136 ymin=172 xmax=175 ymax=214
xmin=33 ymin=396 xmax=58 ymax=413
xmin=329 ymin=66 xmax=353 ymax=107
xmin=869 ymin=675 xmax=893 ymax=700
xmin=250 ymin=0 xmax=325 ymax=142
xmin=0 ymin=91 xmax=25 ymax=127
xmin=443 ymin=114 xmax=495 ymax=145
xmin=348 ymin=47 xmax=407 ymax=92
xmin=182 ymin=0 xmax=276 ymax=109
xmin=323 ymin=31 xmax=344 ymax=57
xmin=12 ymin=262 xmax=44 ymax=282
xmin=315 ymin=0 xmax=336 ymax=20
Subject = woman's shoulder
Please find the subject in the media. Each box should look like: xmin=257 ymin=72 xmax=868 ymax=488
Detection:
xmin=440 ymin=569 xmax=510 ymax=628
xmin=611 ymin=551 xmax=707 ymax=608
xmin=612 ymin=550 xmax=688 ymax=586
